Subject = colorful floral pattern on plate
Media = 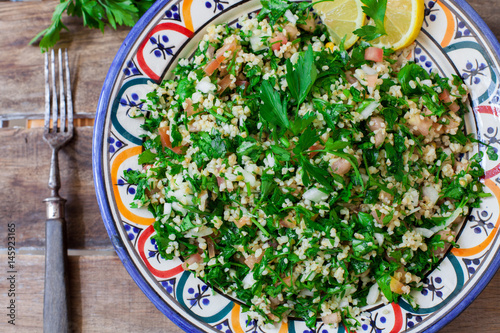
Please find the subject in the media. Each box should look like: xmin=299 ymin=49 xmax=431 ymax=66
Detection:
xmin=93 ymin=0 xmax=500 ymax=332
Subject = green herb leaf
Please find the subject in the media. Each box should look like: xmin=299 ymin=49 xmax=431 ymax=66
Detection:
xmin=353 ymin=0 xmax=388 ymax=41
xmin=257 ymin=0 xmax=291 ymax=27
xmin=397 ymin=63 xmax=430 ymax=95
xmin=376 ymin=274 xmax=394 ymax=302
xmin=32 ymin=0 xmax=154 ymax=52
xmin=138 ymin=149 xmax=157 ymax=165
xmin=260 ymin=80 xmax=290 ymax=129
xmin=285 ymin=45 xmax=318 ymax=107
xmin=298 ymin=155 xmax=333 ymax=191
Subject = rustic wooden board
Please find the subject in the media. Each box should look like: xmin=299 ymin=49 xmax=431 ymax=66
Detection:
xmin=1 ymin=0 xmax=500 ymax=332
xmin=0 ymin=0 xmax=130 ymax=118
xmin=0 ymin=254 xmax=183 ymax=333
xmin=0 ymin=127 xmax=109 ymax=250
xmin=0 ymin=253 xmax=498 ymax=332
xmin=468 ymin=0 xmax=500 ymax=42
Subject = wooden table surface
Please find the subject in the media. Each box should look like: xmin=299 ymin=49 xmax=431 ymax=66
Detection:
xmin=0 ymin=0 xmax=499 ymax=332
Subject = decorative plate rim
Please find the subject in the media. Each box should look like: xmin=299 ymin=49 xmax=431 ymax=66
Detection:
xmin=421 ymin=1 xmax=500 ymax=332
xmin=92 ymin=0 xmax=500 ymax=332
xmin=93 ymin=0 xmax=203 ymax=331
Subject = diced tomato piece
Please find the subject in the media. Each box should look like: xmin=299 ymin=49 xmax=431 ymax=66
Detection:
xmin=217 ymin=75 xmax=233 ymax=93
xmin=449 ymin=102 xmax=460 ymax=113
xmin=439 ymin=89 xmax=452 ymax=103
xmin=330 ymin=158 xmax=351 ymax=176
xmin=204 ymin=58 xmax=222 ymax=76
xmin=244 ymin=250 xmax=264 ymax=270
xmin=322 ymin=313 xmax=341 ymax=325
xmin=284 ymin=24 xmax=299 ymax=40
xmin=279 ymin=210 xmax=297 ymax=228
xmin=181 ymin=253 xmax=203 ymax=270
xmin=235 ymin=80 xmax=249 ymax=89
xmin=206 ymin=45 xmax=215 ymax=59
xmin=234 ymin=216 xmax=252 ymax=228
xmin=158 ymin=126 xmax=183 ymax=154
xmin=204 ymin=39 xmax=238 ymax=76
xmin=216 ymin=176 xmax=225 ymax=187
xmin=364 ymin=47 xmax=384 ymax=62
xmin=279 ymin=218 xmax=296 ymax=229
xmin=281 ymin=276 xmax=292 ymax=287
xmin=184 ymin=98 xmax=195 ymax=117
xmin=308 ymin=143 xmax=324 ymax=158
xmin=366 ymin=74 xmax=378 ymax=88
xmin=298 ymin=13 xmax=316 ymax=32
xmin=215 ymin=39 xmax=238 ymax=60
xmin=345 ymin=71 xmax=357 ymax=84
xmin=270 ymin=33 xmax=288 ymax=51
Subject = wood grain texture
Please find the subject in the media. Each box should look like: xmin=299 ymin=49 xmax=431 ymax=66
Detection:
xmin=467 ymin=0 xmax=500 ymax=42
xmin=0 ymin=127 xmax=109 ymax=249
xmin=0 ymin=0 xmax=130 ymax=118
xmin=0 ymin=0 xmax=500 ymax=332
xmin=0 ymin=254 xmax=184 ymax=333
xmin=0 ymin=253 xmax=498 ymax=332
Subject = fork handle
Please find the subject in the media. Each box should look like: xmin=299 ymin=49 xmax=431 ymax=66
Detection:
xmin=43 ymin=197 xmax=69 ymax=333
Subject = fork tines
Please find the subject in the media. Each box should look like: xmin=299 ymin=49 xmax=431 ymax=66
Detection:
xmin=44 ymin=49 xmax=74 ymax=135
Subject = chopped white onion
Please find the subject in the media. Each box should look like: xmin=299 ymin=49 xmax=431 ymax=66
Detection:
xmin=361 ymin=64 xmax=378 ymax=76
xmin=422 ymin=185 xmax=439 ymax=206
xmin=374 ymin=232 xmax=384 ymax=246
xmin=242 ymin=272 xmax=256 ymax=289
xmin=163 ymin=203 xmax=172 ymax=216
xmin=303 ymin=188 xmax=329 ymax=203
xmin=339 ymin=297 xmax=349 ymax=308
xmin=264 ymin=154 xmax=275 ymax=168
xmin=196 ymin=77 xmax=216 ymax=93
xmin=360 ymin=101 xmax=380 ymax=120
xmin=187 ymin=225 xmax=213 ymax=238
xmin=284 ymin=9 xmax=297 ymax=24
xmin=431 ymin=207 xmax=463 ymax=234
xmin=366 ymin=283 xmax=380 ymax=305
xmin=172 ymin=202 xmax=187 ymax=215
xmin=241 ymin=169 xmax=256 ymax=187
xmin=415 ymin=227 xmax=435 ymax=238
xmin=250 ymin=33 xmax=269 ymax=52
xmin=299 ymin=288 xmax=314 ymax=297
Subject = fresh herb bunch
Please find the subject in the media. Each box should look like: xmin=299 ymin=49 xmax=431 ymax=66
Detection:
xmin=123 ymin=0 xmax=494 ymax=330
xmin=31 ymin=0 xmax=155 ymax=51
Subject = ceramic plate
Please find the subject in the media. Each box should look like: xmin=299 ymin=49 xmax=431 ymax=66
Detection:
xmin=93 ymin=0 xmax=500 ymax=332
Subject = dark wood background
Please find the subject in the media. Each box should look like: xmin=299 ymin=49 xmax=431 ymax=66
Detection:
xmin=0 ymin=0 xmax=498 ymax=332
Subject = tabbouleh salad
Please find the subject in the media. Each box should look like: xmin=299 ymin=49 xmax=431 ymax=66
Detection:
xmin=123 ymin=0 xmax=496 ymax=330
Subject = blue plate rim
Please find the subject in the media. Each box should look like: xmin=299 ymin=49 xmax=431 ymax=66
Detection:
xmin=92 ymin=0 xmax=500 ymax=332
xmin=425 ymin=1 xmax=500 ymax=331
xmin=92 ymin=0 xmax=202 ymax=331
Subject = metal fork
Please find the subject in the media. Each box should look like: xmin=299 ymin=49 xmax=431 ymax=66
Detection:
xmin=43 ymin=49 xmax=73 ymax=333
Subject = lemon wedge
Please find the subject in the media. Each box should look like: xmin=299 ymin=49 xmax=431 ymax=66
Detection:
xmin=313 ymin=0 xmax=366 ymax=49
xmin=369 ymin=0 xmax=425 ymax=50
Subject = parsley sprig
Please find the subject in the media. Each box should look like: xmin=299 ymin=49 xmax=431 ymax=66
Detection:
xmin=31 ymin=0 xmax=155 ymax=52
xmin=286 ymin=45 xmax=318 ymax=109
xmin=353 ymin=0 xmax=388 ymax=41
